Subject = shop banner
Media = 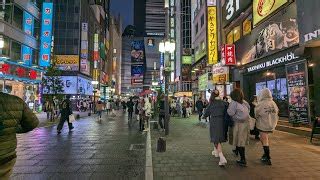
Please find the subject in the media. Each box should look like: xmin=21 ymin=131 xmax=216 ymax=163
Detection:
xmin=222 ymin=0 xmax=251 ymax=27
xmin=212 ymin=66 xmax=229 ymax=84
xmin=182 ymin=56 xmax=192 ymax=65
xmin=207 ymin=6 xmax=218 ymax=65
xmin=0 ymin=62 xmax=42 ymax=81
xmin=235 ymin=3 xmax=298 ymax=65
xmin=93 ymin=34 xmax=99 ymax=63
xmin=222 ymin=44 xmax=236 ymax=65
xmin=296 ymin=0 xmax=320 ymax=44
xmin=131 ymin=64 xmax=144 ymax=85
xmin=80 ymin=22 xmax=90 ymax=75
xmin=131 ymin=40 xmax=145 ymax=63
xmin=55 ymin=55 xmax=79 ymax=71
xmin=21 ymin=11 xmax=34 ymax=66
xmin=39 ymin=2 xmax=53 ymax=67
xmin=253 ymin=0 xmax=288 ymax=26
xmin=286 ymin=62 xmax=309 ymax=124
xmin=198 ymin=73 xmax=208 ymax=91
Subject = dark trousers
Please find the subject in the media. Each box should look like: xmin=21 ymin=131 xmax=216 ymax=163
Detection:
xmin=128 ymin=111 xmax=133 ymax=120
xmin=57 ymin=116 xmax=73 ymax=131
xmin=139 ymin=115 xmax=144 ymax=131
xmin=159 ymin=115 xmax=165 ymax=129
xmin=182 ymin=108 xmax=187 ymax=118
xmin=198 ymin=110 xmax=203 ymax=121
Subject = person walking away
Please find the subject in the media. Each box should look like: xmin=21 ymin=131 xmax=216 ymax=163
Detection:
xmin=186 ymin=99 xmax=191 ymax=117
xmin=134 ymin=100 xmax=139 ymax=121
xmin=0 ymin=92 xmax=39 ymax=179
xmin=96 ymin=100 xmax=104 ymax=122
xmin=127 ymin=98 xmax=134 ymax=121
xmin=158 ymin=94 xmax=166 ymax=131
xmin=45 ymin=100 xmax=53 ymax=120
xmin=106 ymin=100 xmax=111 ymax=115
xmin=255 ymin=88 xmax=279 ymax=165
xmin=196 ymin=97 xmax=204 ymax=122
xmin=182 ymin=99 xmax=187 ymax=118
xmin=203 ymin=90 xmax=228 ymax=166
xmin=250 ymin=96 xmax=260 ymax=140
xmin=138 ymin=99 xmax=145 ymax=131
xmin=227 ymin=89 xmax=250 ymax=167
xmin=57 ymin=95 xmax=74 ymax=134
xmin=176 ymin=98 xmax=182 ymax=117
xmin=143 ymin=97 xmax=152 ymax=132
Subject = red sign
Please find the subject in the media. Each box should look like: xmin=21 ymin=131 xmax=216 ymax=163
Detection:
xmin=0 ymin=64 xmax=10 ymax=74
xmin=223 ymin=44 xmax=236 ymax=65
xmin=16 ymin=67 xmax=26 ymax=77
xmin=29 ymin=70 xmax=37 ymax=79
xmin=0 ymin=63 xmax=41 ymax=80
xmin=93 ymin=51 xmax=99 ymax=61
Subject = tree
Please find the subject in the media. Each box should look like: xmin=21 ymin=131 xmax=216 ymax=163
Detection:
xmin=42 ymin=64 xmax=64 ymax=121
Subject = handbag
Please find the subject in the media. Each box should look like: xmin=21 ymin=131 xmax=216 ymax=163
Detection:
xmin=249 ymin=116 xmax=256 ymax=130
xmin=69 ymin=114 xmax=76 ymax=123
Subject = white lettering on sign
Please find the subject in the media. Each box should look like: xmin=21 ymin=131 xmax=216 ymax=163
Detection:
xmin=304 ymin=29 xmax=320 ymax=42
xmin=247 ymin=52 xmax=298 ymax=72
xmin=226 ymin=0 xmax=240 ymax=20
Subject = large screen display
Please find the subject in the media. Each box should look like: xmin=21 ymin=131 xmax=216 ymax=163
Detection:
xmin=77 ymin=76 xmax=93 ymax=95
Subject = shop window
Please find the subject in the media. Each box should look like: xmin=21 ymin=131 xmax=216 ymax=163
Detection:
xmin=0 ymin=35 xmax=10 ymax=57
xmin=233 ymin=26 xmax=241 ymax=42
xmin=12 ymin=5 xmax=23 ymax=30
xmin=0 ymin=2 xmax=13 ymax=23
xmin=195 ymin=23 xmax=198 ymax=35
xmin=32 ymin=49 xmax=39 ymax=66
xmin=34 ymin=19 xmax=40 ymax=39
xmin=11 ymin=40 xmax=21 ymax=61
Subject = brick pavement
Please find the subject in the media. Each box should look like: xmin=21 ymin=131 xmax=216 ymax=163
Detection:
xmin=151 ymin=115 xmax=320 ymax=180
xmin=11 ymin=111 xmax=146 ymax=180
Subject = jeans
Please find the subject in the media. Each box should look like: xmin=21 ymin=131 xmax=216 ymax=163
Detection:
xmin=198 ymin=110 xmax=203 ymax=121
xmin=159 ymin=115 xmax=165 ymax=129
xmin=57 ymin=116 xmax=73 ymax=131
xmin=128 ymin=111 xmax=133 ymax=121
xmin=182 ymin=108 xmax=187 ymax=118
xmin=139 ymin=115 xmax=144 ymax=131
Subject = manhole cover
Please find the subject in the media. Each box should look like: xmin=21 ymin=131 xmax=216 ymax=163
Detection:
xmin=129 ymin=144 xmax=145 ymax=151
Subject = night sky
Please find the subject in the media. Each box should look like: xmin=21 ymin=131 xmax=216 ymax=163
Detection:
xmin=110 ymin=0 xmax=134 ymax=31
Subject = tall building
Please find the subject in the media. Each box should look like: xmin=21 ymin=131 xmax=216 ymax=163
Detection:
xmin=0 ymin=0 xmax=44 ymax=111
xmin=51 ymin=0 xmax=110 ymax=101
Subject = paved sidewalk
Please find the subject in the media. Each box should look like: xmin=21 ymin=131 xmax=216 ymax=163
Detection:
xmin=36 ymin=111 xmax=91 ymax=127
xmin=11 ymin=111 xmax=146 ymax=180
xmin=151 ymin=115 xmax=320 ymax=180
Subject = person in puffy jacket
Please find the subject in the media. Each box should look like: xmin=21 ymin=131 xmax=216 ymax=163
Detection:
xmin=227 ymin=89 xmax=250 ymax=167
xmin=255 ymin=88 xmax=279 ymax=165
xmin=143 ymin=97 xmax=152 ymax=131
xmin=0 ymin=92 xmax=39 ymax=179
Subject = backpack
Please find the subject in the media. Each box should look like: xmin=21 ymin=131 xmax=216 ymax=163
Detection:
xmin=232 ymin=101 xmax=250 ymax=122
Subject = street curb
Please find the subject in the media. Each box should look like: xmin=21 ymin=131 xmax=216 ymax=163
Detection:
xmin=145 ymin=121 xmax=153 ymax=180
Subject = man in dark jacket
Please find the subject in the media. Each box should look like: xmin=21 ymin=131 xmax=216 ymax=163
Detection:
xmin=127 ymin=98 xmax=134 ymax=121
xmin=57 ymin=95 xmax=74 ymax=134
xmin=196 ymin=97 xmax=204 ymax=121
xmin=158 ymin=94 xmax=166 ymax=131
xmin=0 ymin=92 xmax=39 ymax=179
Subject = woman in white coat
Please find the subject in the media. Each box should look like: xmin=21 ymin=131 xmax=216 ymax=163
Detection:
xmin=255 ymin=88 xmax=279 ymax=165
xmin=143 ymin=97 xmax=152 ymax=131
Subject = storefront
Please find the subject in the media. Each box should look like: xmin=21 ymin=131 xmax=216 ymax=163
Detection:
xmin=0 ymin=58 xmax=43 ymax=112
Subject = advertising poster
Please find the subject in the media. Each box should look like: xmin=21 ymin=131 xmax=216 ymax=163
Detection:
xmin=253 ymin=0 xmax=288 ymax=26
xmin=131 ymin=40 xmax=145 ymax=63
xmin=80 ymin=22 xmax=90 ymax=75
xmin=77 ymin=76 xmax=93 ymax=95
xmin=131 ymin=64 xmax=144 ymax=85
xmin=286 ymin=62 xmax=309 ymax=124
xmin=181 ymin=65 xmax=191 ymax=81
xmin=212 ymin=66 xmax=229 ymax=84
xmin=55 ymin=55 xmax=79 ymax=71
xmin=39 ymin=2 xmax=53 ymax=67
xmin=21 ymin=11 xmax=34 ymax=66
xmin=42 ymin=76 xmax=77 ymax=95
xmin=207 ymin=6 xmax=218 ymax=65
xmin=198 ymin=73 xmax=208 ymax=91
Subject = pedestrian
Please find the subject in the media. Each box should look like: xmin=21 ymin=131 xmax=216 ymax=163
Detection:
xmin=0 ymin=92 xmax=39 ymax=179
xmin=122 ymin=100 xmax=127 ymax=112
xmin=182 ymin=98 xmax=187 ymax=118
xmin=227 ymin=88 xmax=250 ymax=167
xmin=196 ymin=97 xmax=204 ymax=122
xmin=250 ymin=96 xmax=260 ymax=140
xmin=158 ymin=94 xmax=166 ymax=131
xmin=127 ymin=97 xmax=134 ymax=121
xmin=96 ymin=100 xmax=105 ymax=122
xmin=143 ymin=97 xmax=152 ymax=132
xmin=57 ymin=95 xmax=74 ymax=134
xmin=106 ymin=100 xmax=111 ymax=115
xmin=176 ymin=98 xmax=182 ymax=117
xmin=203 ymin=90 xmax=228 ymax=166
xmin=255 ymin=88 xmax=279 ymax=165
xmin=45 ymin=100 xmax=53 ymax=120
xmin=138 ymin=99 xmax=145 ymax=131
xmin=134 ymin=100 xmax=139 ymax=121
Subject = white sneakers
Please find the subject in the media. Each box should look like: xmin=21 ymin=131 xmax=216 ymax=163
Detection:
xmin=212 ymin=149 xmax=227 ymax=166
xmin=212 ymin=150 xmax=219 ymax=158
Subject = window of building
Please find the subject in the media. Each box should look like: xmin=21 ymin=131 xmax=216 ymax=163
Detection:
xmin=34 ymin=19 xmax=40 ymax=39
xmin=201 ymin=14 xmax=204 ymax=28
xmin=195 ymin=23 xmax=198 ymax=34
xmin=32 ymin=49 xmax=39 ymax=66
xmin=11 ymin=40 xmax=21 ymax=61
xmin=0 ymin=35 xmax=10 ymax=57
xmin=0 ymin=2 xmax=13 ymax=23
xmin=12 ymin=5 xmax=23 ymax=30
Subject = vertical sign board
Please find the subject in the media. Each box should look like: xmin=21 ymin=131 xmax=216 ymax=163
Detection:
xmin=39 ymin=2 xmax=53 ymax=67
xmin=160 ymin=52 xmax=165 ymax=92
xmin=224 ymin=44 xmax=236 ymax=65
xmin=286 ymin=62 xmax=309 ymax=124
xmin=22 ymin=11 xmax=34 ymax=66
xmin=207 ymin=6 xmax=218 ymax=65
xmin=80 ymin=23 xmax=90 ymax=75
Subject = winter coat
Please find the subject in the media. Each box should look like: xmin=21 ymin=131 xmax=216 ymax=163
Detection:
xmin=96 ymin=103 xmax=105 ymax=111
xmin=159 ymin=100 xmax=166 ymax=116
xmin=143 ymin=98 xmax=152 ymax=117
xmin=255 ymin=88 xmax=279 ymax=132
xmin=0 ymin=93 xmax=39 ymax=177
xmin=60 ymin=99 xmax=73 ymax=119
xmin=227 ymin=100 xmax=250 ymax=123
xmin=127 ymin=101 xmax=134 ymax=112
xmin=195 ymin=100 xmax=204 ymax=112
xmin=203 ymin=98 xmax=228 ymax=144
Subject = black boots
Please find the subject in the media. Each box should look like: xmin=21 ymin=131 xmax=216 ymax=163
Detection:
xmin=237 ymin=147 xmax=247 ymax=167
xmin=232 ymin=146 xmax=239 ymax=156
xmin=261 ymin=146 xmax=272 ymax=165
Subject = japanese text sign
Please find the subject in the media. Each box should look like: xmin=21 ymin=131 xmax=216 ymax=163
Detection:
xmin=207 ymin=6 xmax=218 ymax=65
xmin=39 ymin=2 xmax=53 ymax=67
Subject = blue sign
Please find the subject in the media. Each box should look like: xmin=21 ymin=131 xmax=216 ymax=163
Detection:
xmin=39 ymin=2 xmax=53 ymax=67
xmin=21 ymin=11 xmax=34 ymax=66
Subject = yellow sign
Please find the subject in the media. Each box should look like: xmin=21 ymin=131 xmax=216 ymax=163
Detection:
xmin=55 ymin=55 xmax=79 ymax=65
xmin=253 ymin=0 xmax=287 ymax=26
xmin=207 ymin=6 xmax=218 ymax=65
xmin=227 ymin=31 xmax=233 ymax=45
xmin=93 ymin=69 xmax=100 ymax=81
xmin=233 ymin=26 xmax=241 ymax=42
xmin=243 ymin=17 xmax=252 ymax=36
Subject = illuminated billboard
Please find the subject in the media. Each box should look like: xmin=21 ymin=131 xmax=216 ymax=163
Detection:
xmin=253 ymin=0 xmax=288 ymax=26
xmin=207 ymin=6 xmax=218 ymax=65
xmin=39 ymin=2 xmax=53 ymax=67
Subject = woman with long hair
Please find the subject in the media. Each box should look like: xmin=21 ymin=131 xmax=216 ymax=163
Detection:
xmin=227 ymin=89 xmax=250 ymax=167
xmin=203 ymin=90 xmax=228 ymax=166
